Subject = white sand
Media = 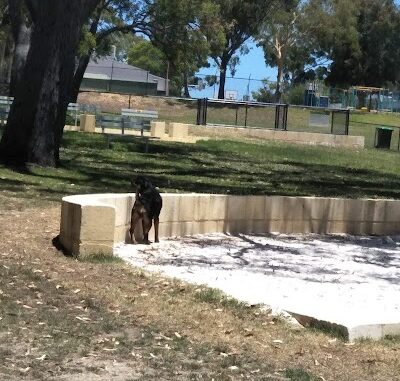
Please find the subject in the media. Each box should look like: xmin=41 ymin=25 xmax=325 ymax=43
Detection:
xmin=114 ymin=233 xmax=400 ymax=328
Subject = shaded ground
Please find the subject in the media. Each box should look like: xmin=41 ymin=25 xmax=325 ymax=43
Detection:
xmin=1 ymin=205 xmax=400 ymax=380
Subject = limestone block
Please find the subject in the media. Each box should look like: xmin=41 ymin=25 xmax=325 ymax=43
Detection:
xmin=363 ymin=200 xmax=386 ymax=223
xmin=227 ymin=196 xmax=247 ymax=220
xmin=248 ymin=129 xmax=274 ymax=140
xmin=265 ymin=219 xmax=284 ymax=233
xmin=285 ymin=131 xmax=303 ymax=142
xmin=216 ymin=220 xmax=226 ymax=233
xmin=315 ymin=134 xmax=334 ymax=145
xmin=260 ymin=129 xmax=276 ymax=140
xmin=302 ymin=197 xmax=331 ymax=221
xmin=80 ymin=205 xmax=115 ymax=242
xmin=192 ymin=221 xmax=218 ymax=235
xmin=384 ymin=200 xmax=400 ymax=222
xmin=79 ymin=242 xmax=113 ymax=258
xmin=151 ymin=121 xmax=166 ymax=138
xmin=326 ymin=198 xmax=347 ymax=221
xmin=369 ymin=222 xmax=400 ymax=236
xmin=207 ymin=195 xmax=228 ymax=221
xmin=266 ymin=196 xmax=305 ymax=221
xmin=251 ymin=220 xmax=268 ymax=234
xmin=241 ymin=219 xmax=254 ymax=233
xmin=114 ymin=225 xmax=128 ymax=243
xmin=224 ymin=220 xmax=246 ymax=234
xmin=158 ymin=222 xmax=184 ymax=238
xmin=160 ymin=194 xmax=181 ymax=223
xmin=325 ymin=221 xmax=364 ymax=235
xmin=291 ymin=220 xmax=313 ymax=234
xmin=382 ymin=324 xmax=400 ymax=338
xmin=114 ymin=223 xmax=143 ymax=244
xmin=196 ymin=195 xmax=210 ymax=221
xmin=274 ymin=131 xmax=289 ymax=141
xmin=112 ymin=195 xmax=132 ymax=226
xmin=334 ymin=135 xmax=365 ymax=149
xmin=179 ymin=222 xmax=194 ymax=236
xmin=348 ymin=324 xmax=383 ymax=341
xmin=309 ymin=219 xmax=326 ymax=234
xmin=64 ymin=125 xmax=80 ymax=132
xmin=245 ymin=196 xmax=266 ymax=220
xmin=169 ymin=122 xmax=189 ymax=139
xmin=59 ymin=201 xmax=82 ymax=254
xmin=80 ymin=114 xmax=96 ymax=133
xmin=179 ymin=194 xmax=199 ymax=221
xmin=342 ymin=199 xmax=367 ymax=222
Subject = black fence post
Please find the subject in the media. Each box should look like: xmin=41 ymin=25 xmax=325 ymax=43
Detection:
xmin=244 ymin=102 xmax=249 ymax=127
xmin=345 ymin=109 xmax=350 ymax=135
xmin=196 ymin=98 xmax=202 ymax=125
xmin=331 ymin=109 xmax=350 ymax=135
xmin=196 ymin=98 xmax=208 ymax=125
xmin=283 ymin=104 xmax=288 ymax=131
xmin=204 ymin=98 xmax=208 ymax=125
xmin=235 ymin=105 xmax=239 ymax=126
xmin=275 ymin=104 xmax=288 ymax=131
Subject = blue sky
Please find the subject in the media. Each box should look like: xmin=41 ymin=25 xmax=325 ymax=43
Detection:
xmin=191 ymin=40 xmax=277 ymax=99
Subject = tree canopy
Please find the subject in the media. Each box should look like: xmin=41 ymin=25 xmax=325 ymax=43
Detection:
xmin=2 ymin=0 xmax=400 ymax=167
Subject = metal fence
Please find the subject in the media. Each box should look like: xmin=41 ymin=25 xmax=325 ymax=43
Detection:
xmin=196 ymin=98 xmax=350 ymax=135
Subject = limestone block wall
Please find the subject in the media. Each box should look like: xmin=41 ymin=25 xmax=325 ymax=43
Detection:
xmin=60 ymin=193 xmax=400 ymax=257
xmin=187 ymin=124 xmax=365 ymax=149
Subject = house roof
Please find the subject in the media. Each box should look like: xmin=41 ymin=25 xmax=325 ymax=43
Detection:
xmin=84 ymin=57 xmax=167 ymax=92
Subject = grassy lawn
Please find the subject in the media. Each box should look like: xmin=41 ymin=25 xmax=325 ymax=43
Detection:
xmin=1 ymin=131 xmax=400 ymax=211
xmin=77 ymin=92 xmax=400 ymax=149
xmin=1 ymin=132 xmax=400 ymax=380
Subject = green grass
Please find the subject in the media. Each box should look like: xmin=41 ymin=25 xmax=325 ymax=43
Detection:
xmin=194 ymin=287 xmax=256 ymax=318
xmin=152 ymin=96 xmax=400 ymax=149
xmin=285 ymin=368 xmax=320 ymax=381
xmin=77 ymin=254 xmax=125 ymax=264
xmin=1 ymin=131 xmax=400 ymax=210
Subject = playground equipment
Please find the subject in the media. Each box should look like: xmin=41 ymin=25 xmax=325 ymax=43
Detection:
xmin=303 ymin=81 xmax=330 ymax=107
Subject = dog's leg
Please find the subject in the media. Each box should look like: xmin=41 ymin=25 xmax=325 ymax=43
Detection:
xmin=154 ymin=217 xmax=160 ymax=243
xmin=142 ymin=215 xmax=153 ymax=244
xmin=129 ymin=209 xmax=141 ymax=244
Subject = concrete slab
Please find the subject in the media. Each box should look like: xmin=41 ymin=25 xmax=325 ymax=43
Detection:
xmin=115 ymin=233 xmax=400 ymax=341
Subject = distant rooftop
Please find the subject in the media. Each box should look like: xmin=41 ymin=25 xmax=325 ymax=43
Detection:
xmin=84 ymin=57 xmax=168 ymax=92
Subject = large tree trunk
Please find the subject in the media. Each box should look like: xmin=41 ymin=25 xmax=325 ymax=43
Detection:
xmin=0 ymin=0 xmax=99 ymax=167
xmin=0 ymin=32 xmax=14 ymax=91
xmin=183 ymin=72 xmax=190 ymax=98
xmin=8 ymin=0 xmax=32 ymax=97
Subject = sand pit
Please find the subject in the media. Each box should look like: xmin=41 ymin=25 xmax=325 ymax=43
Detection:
xmin=115 ymin=233 xmax=400 ymax=341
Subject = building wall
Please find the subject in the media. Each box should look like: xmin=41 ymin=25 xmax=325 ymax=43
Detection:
xmin=80 ymin=78 xmax=158 ymax=96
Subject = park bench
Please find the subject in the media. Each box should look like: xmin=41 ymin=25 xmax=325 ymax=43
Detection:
xmin=99 ymin=112 xmax=159 ymax=153
xmin=121 ymin=108 xmax=158 ymax=135
xmin=0 ymin=96 xmax=14 ymax=126
xmin=67 ymin=103 xmax=79 ymax=126
xmin=66 ymin=103 xmax=101 ymax=126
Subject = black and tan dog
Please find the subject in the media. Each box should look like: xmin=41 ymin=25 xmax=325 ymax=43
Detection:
xmin=129 ymin=175 xmax=162 ymax=244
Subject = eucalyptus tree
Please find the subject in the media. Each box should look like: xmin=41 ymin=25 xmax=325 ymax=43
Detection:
xmin=70 ymin=0 xmax=147 ymax=101
xmin=257 ymin=0 xmax=313 ymax=102
xmin=209 ymin=0 xmax=275 ymax=99
xmin=303 ymin=0 xmax=400 ymax=87
xmin=146 ymin=0 xmax=223 ymax=97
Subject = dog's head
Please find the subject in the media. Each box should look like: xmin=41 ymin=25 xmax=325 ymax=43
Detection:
xmin=131 ymin=175 xmax=152 ymax=192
